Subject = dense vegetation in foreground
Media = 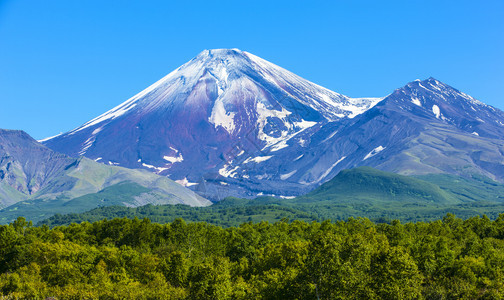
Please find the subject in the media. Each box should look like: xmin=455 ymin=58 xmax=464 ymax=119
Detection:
xmin=2 ymin=215 xmax=504 ymax=299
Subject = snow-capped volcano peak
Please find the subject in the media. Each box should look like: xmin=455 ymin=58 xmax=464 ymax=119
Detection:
xmin=42 ymin=49 xmax=384 ymax=199
xmin=56 ymin=49 xmax=382 ymax=137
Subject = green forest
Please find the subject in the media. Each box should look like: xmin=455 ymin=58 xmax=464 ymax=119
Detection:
xmin=2 ymin=214 xmax=504 ymax=299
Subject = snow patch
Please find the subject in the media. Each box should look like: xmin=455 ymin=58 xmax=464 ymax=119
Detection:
xmin=321 ymin=130 xmax=338 ymax=143
xmin=244 ymin=156 xmax=273 ymax=164
xmin=38 ymin=132 xmax=62 ymax=143
xmin=69 ymin=101 xmax=137 ymax=135
xmin=219 ymin=165 xmax=239 ymax=178
xmin=315 ymin=156 xmax=346 ymax=183
xmin=163 ymin=154 xmax=184 ymax=163
xmin=142 ymin=163 xmax=169 ymax=174
xmin=175 ymin=177 xmax=199 ymax=187
xmin=363 ymin=146 xmax=385 ymax=161
xmin=411 ymin=98 xmax=422 ymax=107
xmin=209 ymin=97 xmax=236 ymax=134
xmin=345 ymin=97 xmax=384 ymax=118
xmin=432 ymin=105 xmax=441 ymax=119
xmin=472 ymin=132 xmax=479 ymax=136
xmin=78 ymin=136 xmax=95 ymax=155
xmin=280 ymin=170 xmax=297 ymax=180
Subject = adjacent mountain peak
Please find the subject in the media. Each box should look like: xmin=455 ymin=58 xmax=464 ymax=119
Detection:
xmin=400 ymin=77 xmax=484 ymax=107
xmin=0 ymin=129 xmax=34 ymax=140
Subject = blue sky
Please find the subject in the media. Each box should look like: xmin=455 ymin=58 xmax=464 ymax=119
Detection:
xmin=1 ymin=0 xmax=503 ymax=139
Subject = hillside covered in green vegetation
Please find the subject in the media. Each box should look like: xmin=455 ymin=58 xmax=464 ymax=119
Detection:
xmin=3 ymin=215 xmax=504 ymax=299
xmin=41 ymin=167 xmax=504 ymax=227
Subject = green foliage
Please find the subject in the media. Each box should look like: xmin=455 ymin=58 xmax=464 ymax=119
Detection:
xmin=39 ymin=200 xmax=319 ymax=228
xmin=2 ymin=215 xmax=504 ymax=298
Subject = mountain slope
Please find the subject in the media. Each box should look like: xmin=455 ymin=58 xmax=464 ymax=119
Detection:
xmin=41 ymin=49 xmax=504 ymax=199
xmin=42 ymin=49 xmax=380 ymax=198
xmin=237 ymin=78 xmax=504 ymax=197
xmin=0 ymin=129 xmax=210 ymax=223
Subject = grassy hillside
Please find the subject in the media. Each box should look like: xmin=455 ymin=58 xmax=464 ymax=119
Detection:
xmin=40 ymin=167 xmax=504 ymax=227
xmin=285 ymin=167 xmax=504 ymax=222
xmin=0 ymin=182 xmax=157 ymax=224
xmin=297 ymin=167 xmax=459 ymax=204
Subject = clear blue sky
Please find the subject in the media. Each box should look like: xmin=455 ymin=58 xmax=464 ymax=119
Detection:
xmin=1 ymin=0 xmax=503 ymax=139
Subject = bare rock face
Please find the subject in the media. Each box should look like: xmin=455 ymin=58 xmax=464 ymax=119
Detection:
xmin=0 ymin=129 xmax=76 ymax=206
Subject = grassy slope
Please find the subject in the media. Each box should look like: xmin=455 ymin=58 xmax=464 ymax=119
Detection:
xmin=0 ymin=182 xmax=153 ymax=224
xmin=0 ymin=158 xmax=210 ymax=224
xmin=39 ymin=167 xmax=504 ymax=227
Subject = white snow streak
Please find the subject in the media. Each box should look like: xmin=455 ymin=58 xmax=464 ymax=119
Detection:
xmin=280 ymin=170 xmax=297 ymax=180
xmin=244 ymin=156 xmax=273 ymax=164
xmin=363 ymin=146 xmax=385 ymax=161
xmin=163 ymin=154 xmax=184 ymax=163
xmin=175 ymin=177 xmax=199 ymax=187
xmin=315 ymin=156 xmax=346 ymax=183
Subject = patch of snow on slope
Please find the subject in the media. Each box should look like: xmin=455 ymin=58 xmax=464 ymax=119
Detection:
xmin=363 ymin=146 xmax=385 ymax=161
xmin=321 ymin=130 xmax=339 ymax=143
xmin=279 ymin=195 xmax=296 ymax=199
xmin=78 ymin=136 xmax=95 ymax=155
xmin=472 ymin=132 xmax=479 ymax=136
xmin=345 ymin=97 xmax=384 ymax=118
xmin=318 ymin=93 xmax=333 ymax=103
xmin=411 ymin=98 xmax=422 ymax=107
xmin=294 ymin=120 xmax=318 ymax=129
xmin=269 ymin=120 xmax=317 ymax=152
xmin=315 ymin=156 xmax=346 ymax=183
xmin=270 ymin=141 xmax=290 ymax=152
xmin=142 ymin=163 xmax=169 ymax=174
xmin=294 ymin=154 xmax=304 ymax=161
xmin=70 ymin=101 xmax=137 ymax=135
xmin=244 ymin=156 xmax=273 ymax=163
xmin=92 ymin=127 xmax=103 ymax=135
xmin=219 ymin=165 xmax=239 ymax=178
xmin=175 ymin=177 xmax=199 ymax=187
xmin=163 ymin=154 xmax=184 ymax=163
xmin=38 ymin=132 xmax=62 ymax=143
xmin=280 ymin=170 xmax=297 ymax=180
xmin=209 ymin=97 xmax=236 ymax=134
xmin=432 ymin=105 xmax=441 ymax=119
